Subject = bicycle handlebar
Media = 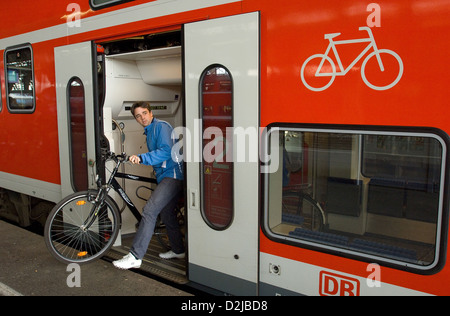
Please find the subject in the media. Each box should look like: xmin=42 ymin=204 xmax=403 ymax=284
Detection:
xmin=116 ymin=152 xmax=130 ymax=162
xmin=102 ymin=150 xmax=130 ymax=163
xmin=359 ymin=26 xmax=374 ymax=38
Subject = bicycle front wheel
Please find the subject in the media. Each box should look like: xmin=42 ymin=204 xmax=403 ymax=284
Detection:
xmin=44 ymin=190 xmax=121 ymax=264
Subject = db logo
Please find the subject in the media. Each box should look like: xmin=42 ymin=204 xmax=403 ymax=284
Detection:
xmin=319 ymin=271 xmax=360 ymax=296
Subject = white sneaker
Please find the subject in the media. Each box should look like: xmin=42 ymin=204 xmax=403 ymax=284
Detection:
xmin=159 ymin=250 xmax=185 ymax=260
xmin=113 ymin=253 xmax=142 ymax=270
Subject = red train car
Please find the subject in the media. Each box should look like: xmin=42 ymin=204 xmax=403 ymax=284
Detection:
xmin=1 ymin=0 xmax=450 ymax=295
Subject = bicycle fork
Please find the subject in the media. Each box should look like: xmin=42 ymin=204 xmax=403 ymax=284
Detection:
xmin=81 ymin=188 xmax=108 ymax=231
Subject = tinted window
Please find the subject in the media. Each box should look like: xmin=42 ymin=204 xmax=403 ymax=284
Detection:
xmin=90 ymin=0 xmax=135 ymax=10
xmin=200 ymin=65 xmax=234 ymax=230
xmin=263 ymin=126 xmax=446 ymax=272
xmin=5 ymin=45 xmax=35 ymax=113
xmin=68 ymin=77 xmax=89 ymax=191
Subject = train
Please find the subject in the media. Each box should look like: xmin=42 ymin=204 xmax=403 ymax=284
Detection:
xmin=1 ymin=0 xmax=450 ymax=295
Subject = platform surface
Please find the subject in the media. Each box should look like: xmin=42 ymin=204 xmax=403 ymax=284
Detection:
xmin=0 ymin=220 xmax=193 ymax=296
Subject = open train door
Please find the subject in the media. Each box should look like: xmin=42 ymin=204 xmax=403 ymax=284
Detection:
xmin=184 ymin=12 xmax=260 ymax=295
xmin=55 ymin=42 xmax=97 ymax=198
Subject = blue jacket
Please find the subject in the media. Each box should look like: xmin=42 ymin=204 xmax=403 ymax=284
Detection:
xmin=138 ymin=118 xmax=183 ymax=183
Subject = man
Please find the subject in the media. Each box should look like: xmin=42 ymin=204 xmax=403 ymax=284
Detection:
xmin=113 ymin=101 xmax=184 ymax=270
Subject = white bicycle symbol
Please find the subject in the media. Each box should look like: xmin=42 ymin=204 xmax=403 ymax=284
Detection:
xmin=301 ymin=27 xmax=404 ymax=92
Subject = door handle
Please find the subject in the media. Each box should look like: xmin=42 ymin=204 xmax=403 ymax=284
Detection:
xmin=189 ymin=189 xmax=199 ymax=210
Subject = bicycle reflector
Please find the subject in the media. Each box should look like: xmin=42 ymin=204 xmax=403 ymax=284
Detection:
xmin=77 ymin=251 xmax=88 ymax=257
xmin=76 ymin=201 xmax=87 ymax=206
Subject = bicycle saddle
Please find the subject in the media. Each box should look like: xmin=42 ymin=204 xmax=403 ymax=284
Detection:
xmin=324 ymin=33 xmax=341 ymax=40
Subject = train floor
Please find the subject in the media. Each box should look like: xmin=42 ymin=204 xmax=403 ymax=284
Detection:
xmin=0 ymin=220 xmax=192 ymax=296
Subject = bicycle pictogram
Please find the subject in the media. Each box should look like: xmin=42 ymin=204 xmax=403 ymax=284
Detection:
xmin=301 ymin=27 xmax=404 ymax=92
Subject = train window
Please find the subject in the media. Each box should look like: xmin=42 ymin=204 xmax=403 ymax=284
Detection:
xmin=263 ymin=126 xmax=447 ymax=273
xmin=68 ymin=77 xmax=89 ymax=191
xmin=4 ymin=45 xmax=35 ymax=113
xmin=90 ymin=0 xmax=134 ymax=10
xmin=200 ymin=65 xmax=234 ymax=230
xmin=0 ymin=76 xmax=2 ymax=112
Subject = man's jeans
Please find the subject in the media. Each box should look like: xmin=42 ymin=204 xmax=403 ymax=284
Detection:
xmin=130 ymin=177 xmax=184 ymax=259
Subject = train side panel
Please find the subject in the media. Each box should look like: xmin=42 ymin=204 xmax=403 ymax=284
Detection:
xmin=250 ymin=0 xmax=450 ymax=295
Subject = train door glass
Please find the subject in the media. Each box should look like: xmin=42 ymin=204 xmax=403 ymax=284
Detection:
xmin=263 ymin=126 xmax=447 ymax=273
xmin=68 ymin=77 xmax=88 ymax=191
xmin=0 ymin=62 xmax=2 ymax=112
xmin=201 ymin=65 xmax=233 ymax=229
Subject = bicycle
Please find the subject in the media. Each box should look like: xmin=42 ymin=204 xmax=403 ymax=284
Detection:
xmin=282 ymin=184 xmax=326 ymax=231
xmin=44 ymin=151 xmax=183 ymax=264
xmin=301 ymin=26 xmax=403 ymax=92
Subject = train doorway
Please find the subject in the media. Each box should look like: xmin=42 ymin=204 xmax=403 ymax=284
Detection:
xmin=95 ymin=30 xmax=186 ymax=283
xmin=54 ymin=30 xmax=186 ymax=282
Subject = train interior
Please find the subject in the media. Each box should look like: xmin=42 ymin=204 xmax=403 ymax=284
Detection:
xmin=266 ymin=129 xmax=443 ymax=269
xmin=99 ymin=31 xmax=187 ymax=283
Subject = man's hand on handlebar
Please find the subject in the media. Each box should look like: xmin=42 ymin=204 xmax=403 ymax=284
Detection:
xmin=129 ymin=155 xmax=141 ymax=164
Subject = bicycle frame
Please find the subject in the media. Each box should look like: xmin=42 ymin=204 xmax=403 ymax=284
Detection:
xmin=316 ymin=27 xmax=384 ymax=77
xmin=97 ymin=153 xmax=157 ymax=224
xmin=111 ymin=172 xmax=157 ymax=222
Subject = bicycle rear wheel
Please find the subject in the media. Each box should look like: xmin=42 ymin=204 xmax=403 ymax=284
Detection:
xmin=301 ymin=54 xmax=336 ymax=92
xmin=44 ymin=190 xmax=121 ymax=264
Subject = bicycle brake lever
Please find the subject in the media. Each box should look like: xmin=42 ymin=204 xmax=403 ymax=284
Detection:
xmin=118 ymin=152 xmax=130 ymax=162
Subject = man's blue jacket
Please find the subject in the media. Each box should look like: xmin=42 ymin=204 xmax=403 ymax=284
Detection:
xmin=138 ymin=118 xmax=183 ymax=183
